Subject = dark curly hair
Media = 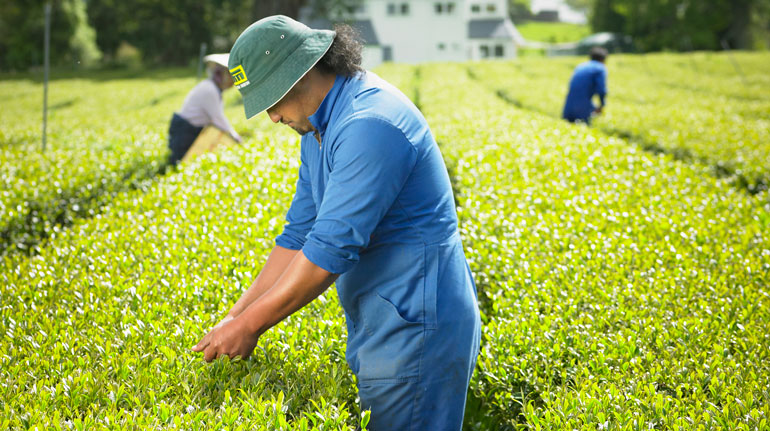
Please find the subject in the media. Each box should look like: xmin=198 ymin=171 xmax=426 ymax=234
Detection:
xmin=315 ymin=23 xmax=364 ymax=76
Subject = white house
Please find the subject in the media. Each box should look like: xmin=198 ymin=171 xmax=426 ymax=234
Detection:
xmin=299 ymin=0 xmax=523 ymax=68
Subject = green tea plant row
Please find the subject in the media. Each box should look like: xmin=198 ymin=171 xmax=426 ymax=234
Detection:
xmin=4 ymin=59 xmax=768 ymax=430
xmin=467 ymin=52 xmax=770 ymax=193
xmin=377 ymin=62 xmax=770 ymax=430
xmin=0 ymin=71 xmax=250 ymax=257
xmin=1 ymin=120 xmax=366 ymax=430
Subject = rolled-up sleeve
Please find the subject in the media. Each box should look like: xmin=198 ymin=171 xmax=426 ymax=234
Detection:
xmin=596 ymin=67 xmax=608 ymax=106
xmin=302 ymin=117 xmax=418 ymax=274
xmin=275 ymin=153 xmax=317 ymax=250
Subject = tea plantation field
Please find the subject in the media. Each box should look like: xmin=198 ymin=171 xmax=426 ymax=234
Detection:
xmin=468 ymin=52 xmax=770 ymax=193
xmin=2 ymin=53 xmax=769 ymax=430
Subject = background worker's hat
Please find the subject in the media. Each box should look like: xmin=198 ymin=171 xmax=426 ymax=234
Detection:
xmin=203 ymin=53 xmax=230 ymax=69
xmin=228 ymin=15 xmax=335 ymax=119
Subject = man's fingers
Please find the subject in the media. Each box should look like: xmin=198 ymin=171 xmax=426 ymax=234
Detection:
xmin=191 ymin=332 xmax=211 ymax=352
xmin=203 ymin=345 xmax=217 ymax=362
xmin=191 ymin=339 xmax=208 ymax=352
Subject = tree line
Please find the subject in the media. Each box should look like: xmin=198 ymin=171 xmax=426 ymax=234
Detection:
xmin=1 ymin=0 xmax=768 ymax=71
xmin=568 ymin=0 xmax=769 ymax=51
xmin=0 ymin=0 xmax=359 ymax=71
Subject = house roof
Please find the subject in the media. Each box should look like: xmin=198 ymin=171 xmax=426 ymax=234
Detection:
xmin=468 ymin=19 xmax=522 ymax=43
xmin=302 ymin=18 xmax=380 ymax=46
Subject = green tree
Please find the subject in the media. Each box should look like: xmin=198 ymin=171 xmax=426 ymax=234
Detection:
xmin=86 ymin=0 xmax=353 ymax=67
xmin=589 ymin=0 xmax=625 ymax=34
xmin=0 ymin=0 xmax=100 ymax=71
xmin=589 ymin=0 xmax=769 ymax=51
xmin=64 ymin=0 xmax=102 ymax=67
xmin=509 ymin=0 xmax=533 ymax=21
xmin=87 ymin=0 xmax=210 ymax=66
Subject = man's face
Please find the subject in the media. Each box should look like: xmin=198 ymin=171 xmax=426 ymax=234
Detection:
xmin=222 ymin=69 xmax=234 ymax=89
xmin=266 ymin=79 xmax=316 ymax=136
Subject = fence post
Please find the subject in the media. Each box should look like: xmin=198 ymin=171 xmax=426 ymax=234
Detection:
xmin=196 ymin=42 xmax=208 ymax=81
xmin=42 ymin=2 xmax=51 ymax=152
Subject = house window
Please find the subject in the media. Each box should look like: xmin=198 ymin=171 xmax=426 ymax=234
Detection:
xmin=436 ymin=2 xmax=456 ymax=14
xmin=471 ymin=4 xmax=481 ymax=12
xmin=487 ymin=3 xmax=496 ymax=12
xmin=388 ymin=2 xmax=410 ymax=16
xmin=438 ymin=42 xmax=446 ymax=50
xmin=495 ymin=45 xmax=504 ymax=57
xmin=480 ymin=45 xmax=490 ymax=58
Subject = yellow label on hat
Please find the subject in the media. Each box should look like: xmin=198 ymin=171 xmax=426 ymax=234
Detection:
xmin=230 ymin=65 xmax=248 ymax=87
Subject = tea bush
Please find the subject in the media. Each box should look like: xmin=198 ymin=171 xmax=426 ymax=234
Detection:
xmin=467 ymin=52 xmax=770 ymax=192
xmin=3 ymin=54 xmax=769 ymax=430
xmin=0 ymin=71 xmax=251 ymax=256
xmin=412 ymin=62 xmax=770 ymax=430
xmin=1 ymin=122 xmax=366 ymax=430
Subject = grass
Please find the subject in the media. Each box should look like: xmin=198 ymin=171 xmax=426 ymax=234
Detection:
xmin=516 ymin=20 xmax=591 ymax=44
xmin=2 ymin=54 xmax=769 ymax=430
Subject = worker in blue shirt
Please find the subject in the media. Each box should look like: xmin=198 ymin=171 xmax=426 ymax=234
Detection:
xmin=562 ymin=47 xmax=608 ymax=124
xmin=191 ymin=15 xmax=481 ymax=430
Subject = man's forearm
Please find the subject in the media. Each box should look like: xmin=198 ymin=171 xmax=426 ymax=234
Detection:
xmin=238 ymin=250 xmax=338 ymax=336
xmin=226 ymin=245 xmax=299 ymax=318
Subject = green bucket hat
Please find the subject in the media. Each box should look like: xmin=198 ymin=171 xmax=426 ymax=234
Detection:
xmin=228 ymin=15 xmax=336 ymax=119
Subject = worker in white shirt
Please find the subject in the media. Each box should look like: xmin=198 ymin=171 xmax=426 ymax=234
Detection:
xmin=168 ymin=54 xmax=242 ymax=165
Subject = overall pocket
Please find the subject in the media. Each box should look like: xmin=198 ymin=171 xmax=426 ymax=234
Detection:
xmin=354 ymin=292 xmax=424 ymax=382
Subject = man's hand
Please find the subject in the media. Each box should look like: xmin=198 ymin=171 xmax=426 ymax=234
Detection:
xmin=593 ymin=106 xmax=603 ymax=115
xmin=191 ymin=249 xmax=336 ymax=364
xmin=212 ymin=315 xmax=235 ymax=330
xmin=191 ymin=315 xmax=233 ymax=353
xmin=191 ymin=316 xmax=259 ymax=362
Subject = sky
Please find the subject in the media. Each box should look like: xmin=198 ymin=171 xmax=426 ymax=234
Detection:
xmin=530 ymin=0 xmax=588 ymax=24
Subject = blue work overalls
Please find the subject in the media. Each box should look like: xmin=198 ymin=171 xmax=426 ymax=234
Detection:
xmin=275 ymin=72 xmax=481 ymax=430
xmin=562 ymin=59 xmax=608 ymax=124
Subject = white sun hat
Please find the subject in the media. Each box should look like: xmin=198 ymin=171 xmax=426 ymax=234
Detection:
xmin=203 ymin=53 xmax=230 ymax=68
